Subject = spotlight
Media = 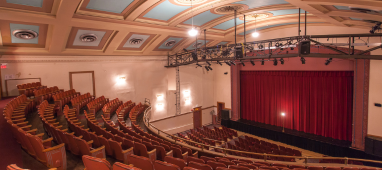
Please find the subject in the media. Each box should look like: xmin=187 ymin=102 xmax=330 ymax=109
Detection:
xmin=258 ymin=44 xmax=264 ymax=50
xmin=273 ymin=59 xmax=278 ymax=66
xmin=300 ymin=57 xmax=306 ymax=64
xmin=261 ymin=59 xmax=264 ymax=65
xmin=280 ymin=58 xmax=284 ymax=65
xmin=325 ymin=58 xmax=332 ymax=65
xmin=250 ymin=60 xmax=255 ymax=66
xmin=240 ymin=61 xmax=245 ymax=66
xmin=252 ymin=32 xmax=259 ymax=37
xmin=205 ymin=66 xmax=209 ymax=71
xmin=230 ymin=61 xmax=236 ymax=66
xmin=196 ymin=63 xmax=202 ymax=67
xmin=206 ymin=61 xmax=211 ymax=66
xmin=208 ymin=66 xmax=213 ymax=70
xmin=217 ymin=61 xmax=222 ymax=66
xmin=225 ymin=61 xmax=231 ymax=66
xmin=183 ymin=48 xmax=188 ymax=52
xmin=290 ymin=47 xmax=294 ymax=50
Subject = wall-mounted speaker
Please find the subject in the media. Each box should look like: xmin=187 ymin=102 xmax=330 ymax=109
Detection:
xmin=221 ymin=109 xmax=231 ymax=120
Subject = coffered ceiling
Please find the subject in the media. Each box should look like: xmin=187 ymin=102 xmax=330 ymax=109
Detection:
xmin=0 ymin=0 xmax=378 ymax=56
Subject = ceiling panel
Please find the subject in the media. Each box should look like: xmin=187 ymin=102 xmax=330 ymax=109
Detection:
xmin=213 ymin=18 xmax=248 ymax=30
xmin=73 ymin=29 xmax=106 ymax=46
xmin=6 ymin=0 xmax=43 ymax=7
xmin=154 ymin=36 xmax=186 ymax=51
xmin=143 ymin=0 xmax=190 ymax=21
xmin=118 ymin=32 xmax=156 ymax=51
xmin=186 ymin=39 xmax=210 ymax=50
xmin=268 ymin=9 xmax=306 ymax=16
xmin=233 ymin=0 xmax=288 ymax=9
xmin=10 ymin=23 xmax=39 ymax=44
xmin=183 ymin=11 xmax=224 ymax=26
xmin=85 ymin=0 xmax=134 ymax=13
xmin=333 ymin=5 xmax=350 ymax=10
xmin=123 ymin=34 xmax=150 ymax=48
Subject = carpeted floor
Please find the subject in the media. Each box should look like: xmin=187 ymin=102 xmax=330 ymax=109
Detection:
xmin=0 ymin=97 xmax=23 ymax=170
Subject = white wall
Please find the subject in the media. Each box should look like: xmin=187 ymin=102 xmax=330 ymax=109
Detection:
xmin=368 ymin=50 xmax=382 ymax=137
xmin=213 ymin=64 xmax=231 ymax=109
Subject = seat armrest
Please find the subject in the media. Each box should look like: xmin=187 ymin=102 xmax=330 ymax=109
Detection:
xmin=26 ymin=129 xmax=37 ymax=133
xmin=42 ymin=143 xmax=65 ymax=153
xmin=166 ymin=150 xmax=173 ymax=156
xmin=122 ymin=147 xmax=134 ymax=154
xmin=20 ymin=125 xmax=32 ymax=129
xmin=192 ymin=151 xmax=198 ymax=157
xmin=90 ymin=145 xmax=106 ymax=153
xmin=43 ymin=137 xmax=54 ymax=143
xmin=87 ymin=140 xmax=94 ymax=144
xmin=148 ymin=148 xmax=156 ymax=155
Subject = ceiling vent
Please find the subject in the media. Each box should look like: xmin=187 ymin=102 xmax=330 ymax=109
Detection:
xmin=129 ymin=38 xmax=143 ymax=45
xmin=12 ymin=29 xmax=38 ymax=40
xmin=165 ymin=40 xmax=177 ymax=46
xmin=349 ymin=7 xmax=380 ymax=14
xmin=80 ymin=34 xmax=98 ymax=42
xmin=192 ymin=42 xmax=203 ymax=48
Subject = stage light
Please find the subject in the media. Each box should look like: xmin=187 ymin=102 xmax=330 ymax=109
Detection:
xmin=281 ymin=112 xmax=285 ymax=116
xmin=290 ymin=47 xmax=294 ymax=50
xmin=261 ymin=59 xmax=264 ymax=65
xmin=205 ymin=66 xmax=209 ymax=71
xmin=230 ymin=61 xmax=236 ymax=66
xmin=273 ymin=59 xmax=278 ymax=66
xmin=240 ymin=61 xmax=245 ymax=66
xmin=183 ymin=48 xmax=188 ymax=52
xmin=370 ymin=22 xmax=381 ymax=34
xmin=300 ymin=57 xmax=306 ymax=64
xmin=208 ymin=66 xmax=213 ymax=70
xmin=225 ymin=61 xmax=231 ymax=66
xmin=325 ymin=58 xmax=332 ymax=65
xmin=252 ymin=32 xmax=259 ymax=37
xmin=188 ymin=28 xmax=198 ymax=36
xmin=206 ymin=61 xmax=211 ymax=66
xmin=196 ymin=63 xmax=202 ymax=67
xmin=280 ymin=58 xmax=284 ymax=65
xmin=217 ymin=61 xmax=222 ymax=66
xmin=250 ymin=60 xmax=255 ymax=66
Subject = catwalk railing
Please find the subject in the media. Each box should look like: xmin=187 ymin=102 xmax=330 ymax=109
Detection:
xmin=143 ymin=106 xmax=382 ymax=166
xmin=166 ymin=33 xmax=382 ymax=67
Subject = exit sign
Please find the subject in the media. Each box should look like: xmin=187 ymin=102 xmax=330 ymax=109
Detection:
xmin=1 ymin=63 xmax=7 ymax=69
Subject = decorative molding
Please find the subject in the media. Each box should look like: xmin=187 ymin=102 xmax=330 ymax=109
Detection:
xmin=0 ymin=55 xmax=167 ymax=63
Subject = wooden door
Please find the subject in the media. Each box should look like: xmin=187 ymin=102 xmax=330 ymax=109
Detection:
xmin=217 ymin=102 xmax=225 ymax=124
xmin=193 ymin=106 xmax=202 ymax=129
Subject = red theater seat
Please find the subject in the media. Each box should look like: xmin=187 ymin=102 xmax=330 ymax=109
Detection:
xmin=82 ymin=155 xmax=111 ymax=170
xmin=26 ymin=133 xmax=66 ymax=170
xmin=153 ymin=145 xmax=173 ymax=161
xmin=325 ymin=168 xmax=342 ymax=170
xmin=127 ymin=155 xmax=155 ymax=170
xmin=343 ymin=168 xmax=360 ymax=170
xmin=108 ymin=139 xmax=134 ymax=164
xmin=7 ymin=164 xmax=29 ymax=170
xmin=260 ymin=166 xmax=278 ymax=170
xmin=201 ymin=156 xmax=216 ymax=162
xmin=290 ymin=165 xmax=306 ymax=169
xmin=75 ymin=137 xmax=106 ymax=158
xmin=218 ymin=160 xmax=235 ymax=167
xmin=184 ymin=167 xmax=201 ymax=170
xmin=182 ymin=147 xmax=198 ymax=158
xmin=238 ymin=163 xmax=258 ymax=169
xmin=154 ymin=160 xmax=181 ymax=170
xmin=307 ymin=167 xmax=324 ymax=170
xmin=98 ymin=136 xmax=114 ymax=156
xmin=165 ymin=156 xmax=187 ymax=170
xmin=229 ymin=165 xmax=250 ymax=170
xmin=134 ymin=141 xmax=156 ymax=162
xmin=188 ymin=161 xmax=213 ymax=170
xmin=171 ymin=146 xmax=188 ymax=161
xmin=113 ymin=162 xmax=142 ymax=170
xmin=216 ymin=168 xmax=230 ymax=170
xmin=187 ymin=157 xmax=205 ymax=164
xmin=207 ymin=160 xmax=227 ymax=170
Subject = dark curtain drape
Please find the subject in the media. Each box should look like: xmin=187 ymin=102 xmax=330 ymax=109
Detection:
xmin=240 ymin=71 xmax=353 ymax=141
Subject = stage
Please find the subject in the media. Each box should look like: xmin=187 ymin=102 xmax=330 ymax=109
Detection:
xmin=222 ymin=119 xmax=382 ymax=166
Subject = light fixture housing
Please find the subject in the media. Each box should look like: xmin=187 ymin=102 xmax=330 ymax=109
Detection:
xmin=325 ymin=58 xmax=332 ymax=65
xmin=273 ymin=59 xmax=278 ymax=66
xmin=280 ymin=58 xmax=284 ymax=65
xmin=261 ymin=59 xmax=264 ymax=65
xmin=301 ymin=57 xmax=306 ymax=64
xmin=241 ymin=61 xmax=245 ymax=66
xmin=252 ymin=32 xmax=259 ymax=37
xmin=250 ymin=60 xmax=255 ymax=66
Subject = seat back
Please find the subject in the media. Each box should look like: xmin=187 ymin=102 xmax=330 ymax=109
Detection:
xmin=187 ymin=157 xmax=205 ymax=164
xmin=109 ymin=139 xmax=128 ymax=161
xmin=134 ymin=142 xmax=149 ymax=157
xmin=238 ymin=163 xmax=258 ymax=169
xmin=98 ymin=136 xmax=113 ymax=156
xmin=218 ymin=160 xmax=235 ymax=167
xmin=307 ymin=167 xmax=324 ymax=170
xmin=229 ymin=165 xmax=250 ymax=170
xmin=154 ymin=160 xmax=180 ymax=170
xmin=206 ymin=160 xmax=226 ymax=170
xmin=65 ymin=133 xmax=81 ymax=155
xmin=82 ymin=155 xmax=111 ymax=170
xmin=201 ymin=156 xmax=216 ymax=163
xmin=165 ymin=156 xmax=187 ymax=170
xmin=127 ymin=155 xmax=154 ymax=170
xmin=188 ymin=161 xmax=213 ymax=170
xmin=74 ymin=137 xmax=91 ymax=156
xmin=25 ymin=133 xmax=46 ymax=162
xmin=153 ymin=145 xmax=167 ymax=161
xmin=89 ymin=132 xmax=102 ymax=148
xmin=6 ymin=164 xmax=29 ymax=170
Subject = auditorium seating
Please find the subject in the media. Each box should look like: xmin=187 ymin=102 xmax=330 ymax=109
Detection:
xmin=87 ymin=96 xmax=108 ymax=115
xmin=102 ymin=98 xmax=123 ymax=118
xmin=33 ymin=86 xmax=61 ymax=104
xmin=16 ymin=82 xmax=46 ymax=97
xmin=71 ymin=93 xmax=94 ymax=116
xmin=53 ymin=89 xmax=79 ymax=112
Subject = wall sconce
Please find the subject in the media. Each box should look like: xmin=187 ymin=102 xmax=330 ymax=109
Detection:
xmin=183 ymin=90 xmax=190 ymax=96
xmin=156 ymin=103 xmax=164 ymax=110
xmin=185 ymin=97 xmax=191 ymax=105
xmin=119 ymin=77 xmax=126 ymax=80
xmin=156 ymin=94 xmax=164 ymax=101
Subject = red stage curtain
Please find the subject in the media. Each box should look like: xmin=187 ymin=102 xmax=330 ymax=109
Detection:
xmin=240 ymin=71 xmax=353 ymax=141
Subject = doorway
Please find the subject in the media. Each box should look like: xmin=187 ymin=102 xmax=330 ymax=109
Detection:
xmin=69 ymin=71 xmax=95 ymax=96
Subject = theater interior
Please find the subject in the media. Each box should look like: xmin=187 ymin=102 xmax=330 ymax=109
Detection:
xmin=1 ymin=0 xmax=382 ymax=170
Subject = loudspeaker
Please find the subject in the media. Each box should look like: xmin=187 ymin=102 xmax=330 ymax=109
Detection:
xmin=298 ymin=40 xmax=310 ymax=55
xmin=221 ymin=109 xmax=231 ymax=120
xmin=235 ymin=46 xmax=243 ymax=58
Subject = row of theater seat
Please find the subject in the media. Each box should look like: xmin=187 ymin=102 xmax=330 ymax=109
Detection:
xmin=102 ymin=98 xmax=123 ymax=118
xmin=34 ymin=86 xmax=61 ymax=104
xmin=116 ymin=100 xmax=134 ymax=123
xmin=129 ymin=103 xmax=146 ymax=124
xmin=86 ymin=96 xmax=108 ymax=115
xmin=53 ymin=89 xmax=80 ymax=111
xmin=16 ymin=82 xmax=45 ymax=97
xmin=71 ymin=92 xmax=94 ymax=116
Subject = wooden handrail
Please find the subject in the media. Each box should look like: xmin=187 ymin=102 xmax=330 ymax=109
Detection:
xmin=150 ymin=105 xmax=216 ymax=123
xmin=143 ymin=106 xmax=382 ymax=166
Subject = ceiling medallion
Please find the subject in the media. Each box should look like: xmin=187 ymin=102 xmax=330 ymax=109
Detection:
xmin=172 ymin=0 xmax=207 ymax=6
xmin=213 ymin=4 xmax=247 ymax=14
xmin=165 ymin=40 xmax=177 ymax=47
xmin=80 ymin=34 xmax=98 ymax=42
xmin=192 ymin=42 xmax=203 ymax=48
xmin=12 ymin=29 xmax=38 ymax=40
xmin=245 ymin=13 xmax=269 ymax=20
xmin=129 ymin=38 xmax=144 ymax=45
